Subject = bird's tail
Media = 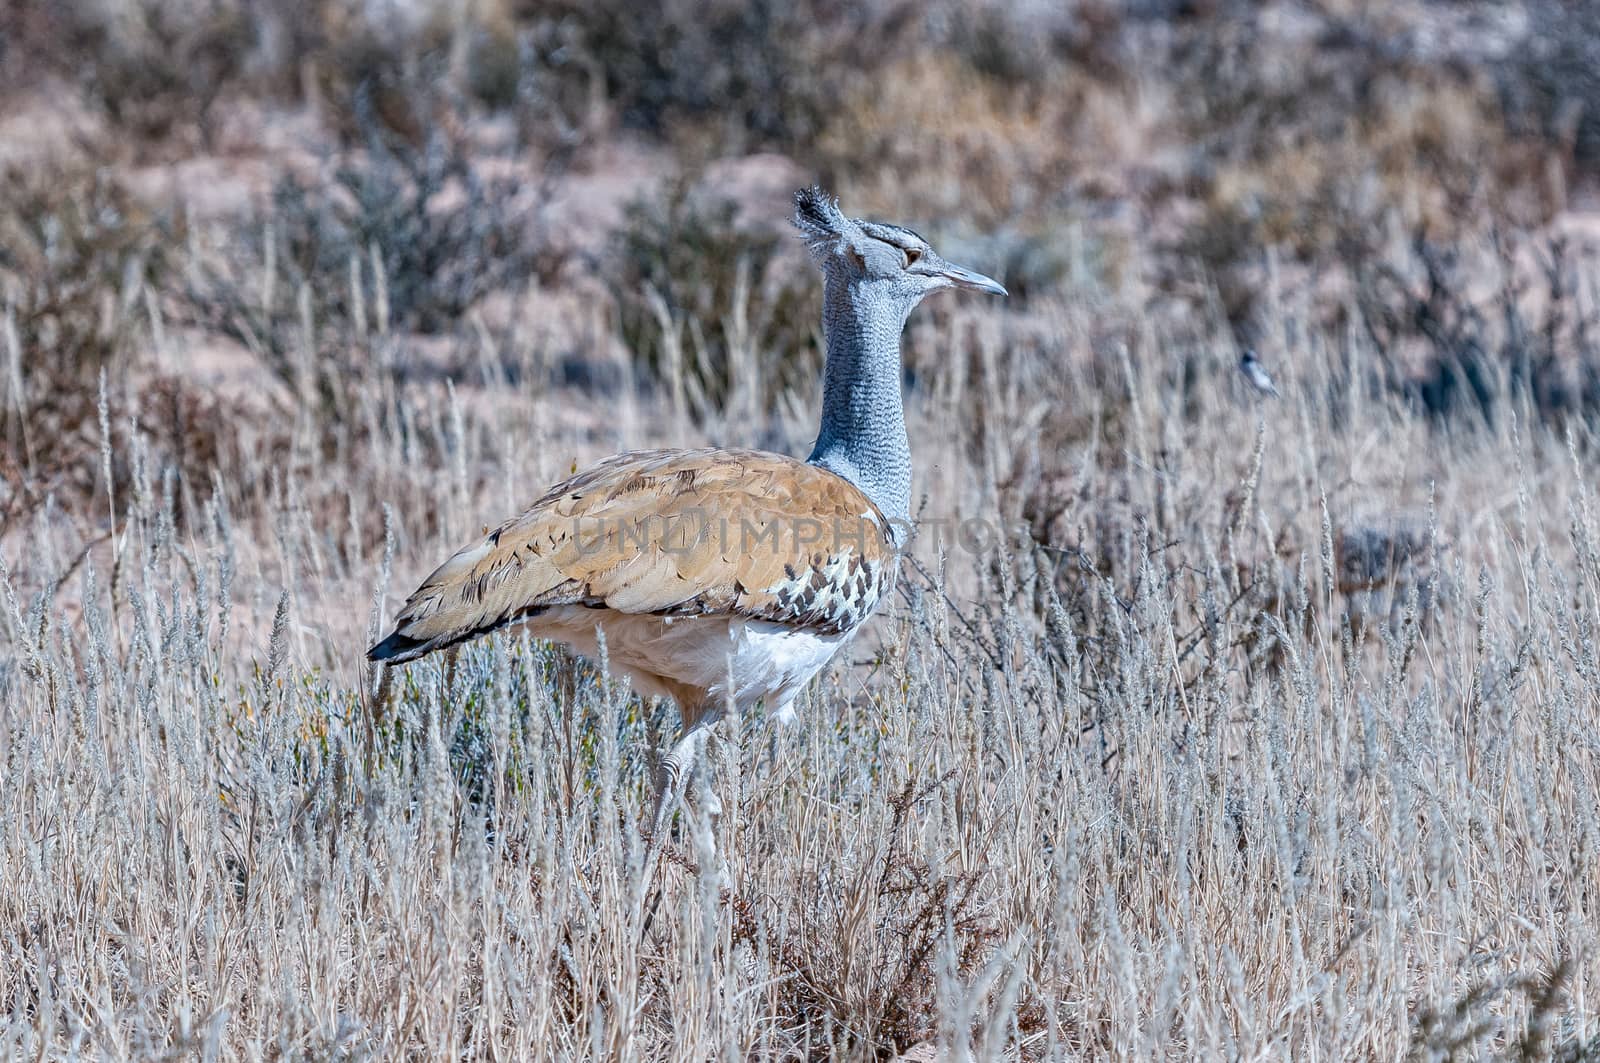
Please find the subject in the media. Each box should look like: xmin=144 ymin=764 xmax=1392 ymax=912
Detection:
xmin=366 ymin=629 xmax=434 ymax=664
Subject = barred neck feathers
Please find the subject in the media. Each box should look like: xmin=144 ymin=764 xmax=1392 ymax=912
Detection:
xmin=807 ymin=271 xmax=913 ymax=534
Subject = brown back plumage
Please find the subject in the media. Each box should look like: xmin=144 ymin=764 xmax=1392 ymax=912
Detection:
xmin=369 ymin=449 xmax=900 ymax=662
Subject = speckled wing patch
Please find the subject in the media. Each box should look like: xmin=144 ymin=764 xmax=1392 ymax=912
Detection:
xmin=371 ymin=448 xmax=899 ymax=662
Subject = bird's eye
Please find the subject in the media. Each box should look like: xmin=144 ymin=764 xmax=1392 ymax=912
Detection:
xmin=903 ymin=248 xmax=922 ymax=268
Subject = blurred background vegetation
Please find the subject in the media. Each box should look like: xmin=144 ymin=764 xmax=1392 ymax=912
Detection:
xmin=5 ymin=0 xmax=1600 ymax=533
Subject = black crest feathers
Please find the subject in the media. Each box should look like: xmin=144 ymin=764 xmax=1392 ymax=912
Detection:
xmin=793 ymin=186 xmax=847 ymax=249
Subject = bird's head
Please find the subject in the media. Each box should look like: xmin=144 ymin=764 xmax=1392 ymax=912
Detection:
xmin=793 ymin=187 xmax=1007 ymax=310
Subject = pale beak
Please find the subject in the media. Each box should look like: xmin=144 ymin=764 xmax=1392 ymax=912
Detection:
xmin=939 ymin=262 xmax=1008 ymax=296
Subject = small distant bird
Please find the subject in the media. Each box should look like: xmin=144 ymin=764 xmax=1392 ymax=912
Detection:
xmin=368 ymin=188 xmax=1006 ymax=856
xmin=1239 ymin=348 xmax=1280 ymax=398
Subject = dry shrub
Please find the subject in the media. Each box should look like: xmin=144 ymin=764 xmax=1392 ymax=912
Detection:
xmin=1500 ymin=0 xmax=1600 ymax=165
xmin=0 ymin=159 xmax=279 ymax=545
xmin=1 ymin=162 xmax=156 ymax=514
xmin=815 ymin=43 xmax=1161 ymax=301
xmin=1177 ymin=33 xmax=1553 ymax=330
xmin=726 ymin=772 xmax=999 ymax=1056
xmin=614 ymin=180 xmax=817 ymax=421
xmin=0 ymin=159 xmax=274 ymax=543
xmin=544 ymin=0 xmax=920 ymax=152
xmin=1192 ymin=77 xmax=1497 ymax=260
xmin=0 ymin=163 xmax=163 ymax=373
xmin=54 ymin=0 xmax=253 ymax=148
xmin=817 ymin=53 xmax=1082 ymax=227
xmin=1357 ymin=230 xmax=1600 ymax=423
xmin=184 ymin=109 xmax=563 ymax=391
xmin=1408 ymin=957 xmax=1594 ymax=1062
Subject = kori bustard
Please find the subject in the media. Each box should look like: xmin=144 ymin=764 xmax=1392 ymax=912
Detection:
xmin=368 ymin=188 xmax=1005 ymax=849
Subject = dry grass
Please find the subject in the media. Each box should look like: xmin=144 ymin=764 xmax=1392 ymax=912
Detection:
xmin=3 ymin=242 xmax=1598 ymax=1059
xmin=4 ymin=1 xmax=1600 ymax=1059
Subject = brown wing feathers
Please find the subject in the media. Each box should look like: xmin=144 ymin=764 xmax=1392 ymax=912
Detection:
xmin=367 ymin=449 xmax=897 ymax=663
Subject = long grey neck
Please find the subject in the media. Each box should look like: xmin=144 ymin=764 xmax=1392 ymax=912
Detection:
xmin=806 ymin=275 xmax=913 ymax=529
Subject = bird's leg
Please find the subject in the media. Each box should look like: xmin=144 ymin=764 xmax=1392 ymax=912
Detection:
xmin=637 ymin=718 xmax=719 ymax=943
xmin=645 ymin=713 xmax=732 ymax=886
xmin=648 ymin=720 xmax=709 ymax=845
